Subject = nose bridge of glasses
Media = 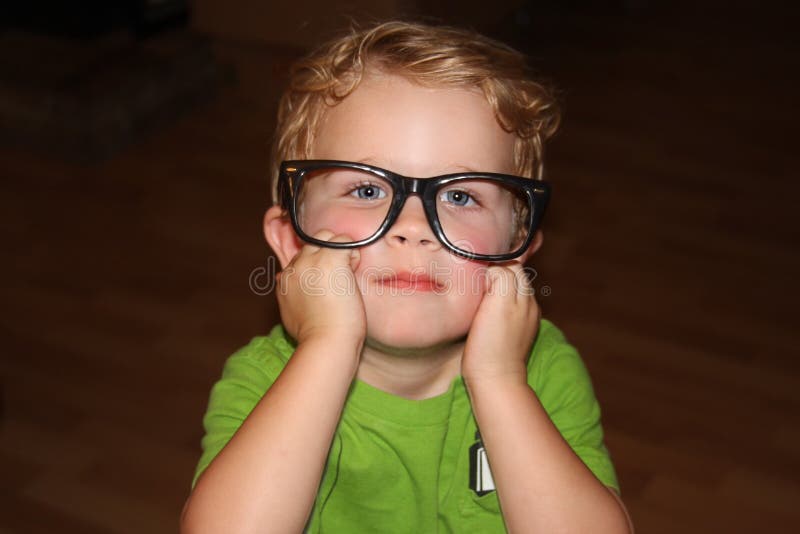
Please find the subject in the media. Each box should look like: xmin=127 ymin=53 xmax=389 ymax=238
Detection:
xmin=393 ymin=175 xmax=440 ymax=226
xmin=388 ymin=188 xmax=439 ymax=246
xmin=397 ymin=176 xmax=425 ymax=196
xmin=391 ymin=176 xmax=433 ymax=226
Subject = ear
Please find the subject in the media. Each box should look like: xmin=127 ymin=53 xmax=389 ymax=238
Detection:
xmin=517 ymin=230 xmax=544 ymax=264
xmin=263 ymin=205 xmax=303 ymax=269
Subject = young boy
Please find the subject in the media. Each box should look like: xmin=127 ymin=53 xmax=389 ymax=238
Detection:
xmin=182 ymin=21 xmax=631 ymax=534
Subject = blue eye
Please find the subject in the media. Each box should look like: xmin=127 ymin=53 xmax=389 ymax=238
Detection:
xmin=440 ymin=189 xmax=476 ymax=207
xmin=351 ymin=183 xmax=387 ymax=200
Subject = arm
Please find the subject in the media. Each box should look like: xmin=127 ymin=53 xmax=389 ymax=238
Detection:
xmin=181 ymin=233 xmax=365 ymax=534
xmin=181 ymin=336 xmax=360 ymax=534
xmin=462 ymin=264 xmax=632 ymax=534
xmin=465 ymin=379 xmax=632 ymax=533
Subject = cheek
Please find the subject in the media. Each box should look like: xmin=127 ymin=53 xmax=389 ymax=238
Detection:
xmin=447 ymin=232 xmax=507 ymax=257
xmin=418 ymin=258 xmax=490 ymax=304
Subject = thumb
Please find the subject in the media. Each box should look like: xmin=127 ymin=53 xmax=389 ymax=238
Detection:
xmin=349 ymin=248 xmax=361 ymax=272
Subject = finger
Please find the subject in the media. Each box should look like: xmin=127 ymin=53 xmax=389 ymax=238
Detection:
xmin=313 ymin=229 xmax=337 ymax=240
xmin=327 ymin=232 xmax=354 ymax=244
xmin=485 ymin=265 xmax=511 ymax=297
xmin=504 ymin=262 xmax=533 ymax=299
xmin=485 ymin=264 xmax=533 ymax=302
xmin=320 ymin=234 xmax=359 ymax=269
xmin=349 ymin=247 xmax=361 ymax=272
xmin=320 ymin=233 xmax=360 ymax=266
xmin=304 ymin=229 xmax=337 ymax=252
xmin=295 ymin=229 xmax=342 ymax=259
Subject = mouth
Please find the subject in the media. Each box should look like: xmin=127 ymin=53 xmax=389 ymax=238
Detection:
xmin=375 ymin=271 xmax=444 ymax=292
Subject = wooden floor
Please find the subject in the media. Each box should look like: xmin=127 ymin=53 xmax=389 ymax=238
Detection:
xmin=2 ymin=13 xmax=799 ymax=534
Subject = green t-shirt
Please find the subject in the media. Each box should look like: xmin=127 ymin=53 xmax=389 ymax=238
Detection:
xmin=194 ymin=318 xmax=618 ymax=533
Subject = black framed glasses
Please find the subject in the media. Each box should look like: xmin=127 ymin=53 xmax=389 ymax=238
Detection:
xmin=278 ymin=160 xmax=551 ymax=261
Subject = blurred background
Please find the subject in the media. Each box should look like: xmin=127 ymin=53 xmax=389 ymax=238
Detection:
xmin=1 ymin=1 xmax=798 ymax=532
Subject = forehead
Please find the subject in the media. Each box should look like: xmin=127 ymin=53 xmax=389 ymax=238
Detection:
xmin=312 ymin=74 xmax=515 ymax=177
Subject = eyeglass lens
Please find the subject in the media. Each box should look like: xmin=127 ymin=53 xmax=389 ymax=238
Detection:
xmin=294 ymin=167 xmax=531 ymax=257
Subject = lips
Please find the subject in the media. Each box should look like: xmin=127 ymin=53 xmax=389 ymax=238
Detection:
xmin=376 ymin=271 xmax=443 ymax=292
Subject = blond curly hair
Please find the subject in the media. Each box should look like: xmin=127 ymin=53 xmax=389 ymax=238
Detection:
xmin=269 ymin=20 xmax=560 ymax=203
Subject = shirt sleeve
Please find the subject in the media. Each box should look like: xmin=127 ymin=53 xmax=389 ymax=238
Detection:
xmin=530 ymin=322 xmax=619 ymax=492
xmin=192 ymin=340 xmax=280 ymax=488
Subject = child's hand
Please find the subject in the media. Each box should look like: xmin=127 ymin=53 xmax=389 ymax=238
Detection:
xmin=461 ymin=262 xmax=540 ymax=386
xmin=276 ymin=230 xmax=366 ymax=348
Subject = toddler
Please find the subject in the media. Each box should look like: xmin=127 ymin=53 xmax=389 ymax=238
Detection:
xmin=181 ymin=20 xmax=631 ymax=534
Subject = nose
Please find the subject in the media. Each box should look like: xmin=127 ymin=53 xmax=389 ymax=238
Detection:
xmin=386 ymin=196 xmax=440 ymax=251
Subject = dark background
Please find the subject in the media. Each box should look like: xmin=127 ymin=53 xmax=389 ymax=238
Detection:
xmin=1 ymin=1 xmax=799 ymax=532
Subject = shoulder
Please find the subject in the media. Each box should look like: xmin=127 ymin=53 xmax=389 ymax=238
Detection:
xmin=526 ymin=318 xmax=620 ymax=491
xmin=229 ymin=323 xmax=295 ymax=364
xmin=192 ymin=326 xmax=296 ymax=487
xmin=527 ymin=319 xmax=588 ymax=382
xmin=526 ymin=318 xmax=597 ymax=417
xmin=218 ymin=324 xmax=295 ymax=384
xmin=203 ymin=325 xmax=296 ymax=416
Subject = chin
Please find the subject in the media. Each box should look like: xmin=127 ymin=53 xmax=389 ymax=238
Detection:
xmin=365 ymin=322 xmax=467 ymax=356
xmin=360 ymin=292 xmax=479 ymax=355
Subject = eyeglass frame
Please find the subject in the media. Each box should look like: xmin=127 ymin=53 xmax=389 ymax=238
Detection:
xmin=277 ymin=159 xmax=551 ymax=261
